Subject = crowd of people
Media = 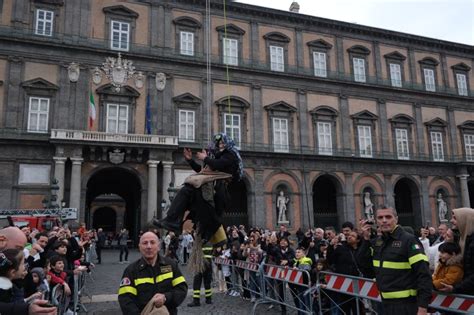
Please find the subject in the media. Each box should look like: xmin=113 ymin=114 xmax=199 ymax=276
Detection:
xmin=163 ymin=207 xmax=472 ymax=315
xmin=0 ymin=223 xmax=97 ymax=315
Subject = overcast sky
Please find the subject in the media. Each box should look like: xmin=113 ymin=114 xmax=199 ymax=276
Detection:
xmin=236 ymin=0 xmax=474 ymax=45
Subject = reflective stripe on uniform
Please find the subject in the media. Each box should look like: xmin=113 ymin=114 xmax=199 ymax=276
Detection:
xmin=172 ymin=276 xmax=186 ymax=287
xmin=156 ymin=272 xmax=173 ymax=283
xmin=373 ymin=259 xmax=410 ymax=269
xmin=381 ymin=289 xmax=417 ymax=299
xmin=205 ymin=288 xmax=212 ymax=297
xmin=204 ymin=255 xmax=213 ymax=259
xmin=134 ymin=277 xmax=154 ymax=286
xmin=193 ymin=289 xmax=200 ymax=298
xmin=408 ymin=253 xmax=428 ymax=265
xmin=118 ymin=286 xmax=137 ymax=295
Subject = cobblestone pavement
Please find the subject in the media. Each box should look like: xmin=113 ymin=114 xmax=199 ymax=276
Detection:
xmin=80 ymin=249 xmax=299 ymax=315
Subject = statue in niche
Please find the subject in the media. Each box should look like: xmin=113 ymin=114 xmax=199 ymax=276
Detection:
xmin=277 ymin=190 xmax=290 ymax=223
xmin=437 ymin=192 xmax=448 ymax=222
xmin=363 ymin=191 xmax=375 ymax=222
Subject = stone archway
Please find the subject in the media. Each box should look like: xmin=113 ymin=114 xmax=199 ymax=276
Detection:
xmin=313 ymin=175 xmax=343 ymax=228
xmin=92 ymin=207 xmax=117 ymax=232
xmin=86 ymin=167 xmax=142 ymax=240
xmin=394 ymin=177 xmax=421 ymax=227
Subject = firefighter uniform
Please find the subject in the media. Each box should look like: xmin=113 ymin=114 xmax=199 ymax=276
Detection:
xmin=188 ymin=245 xmax=213 ymax=307
xmin=372 ymin=225 xmax=432 ymax=315
xmin=118 ymin=255 xmax=187 ymax=315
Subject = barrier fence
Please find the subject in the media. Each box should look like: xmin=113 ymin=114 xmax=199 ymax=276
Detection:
xmin=213 ymin=258 xmax=474 ymax=315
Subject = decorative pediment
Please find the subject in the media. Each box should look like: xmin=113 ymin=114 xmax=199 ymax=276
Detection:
xmin=215 ymin=96 xmax=250 ymax=109
xmin=418 ymin=57 xmax=439 ymax=66
xmin=215 ymin=24 xmax=245 ymax=35
xmin=263 ymin=32 xmax=290 ymax=43
xmin=173 ymin=93 xmax=202 ymax=107
xmin=264 ymin=101 xmax=297 ymax=113
xmin=173 ymin=16 xmax=202 ymax=29
xmin=458 ymin=120 xmax=474 ymax=130
xmin=21 ymin=78 xmax=58 ymax=91
xmin=33 ymin=0 xmax=64 ymax=5
xmin=384 ymin=51 xmax=406 ymax=61
xmin=309 ymin=106 xmax=338 ymax=118
xmin=424 ymin=117 xmax=447 ymax=127
xmin=103 ymin=5 xmax=139 ymax=19
xmin=350 ymin=110 xmax=378 ymax=121
xmin=389 ymin=114 xmax=414 ymax=125
xmin=306 ymin=39 xmax=333 ymax=49
xmin=96 ymin=84 xmax=140 ymax=98
xmin=451 ymin=62 xmax=471 ymax=72
xmin=347 ymin=45 xmax=371 ymax=55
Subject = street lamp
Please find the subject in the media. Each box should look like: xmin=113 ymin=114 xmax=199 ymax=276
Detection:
xmin=160 ymin=199 xmax=166 ymax=218
xmin=167 ymin=182 xmax=178 ymax=203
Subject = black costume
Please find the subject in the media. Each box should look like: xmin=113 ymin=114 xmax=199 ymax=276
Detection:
xmin=154 ymin=133 xmax=243 ymax=241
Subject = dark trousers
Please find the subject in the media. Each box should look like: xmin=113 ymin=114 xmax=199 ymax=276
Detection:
xmin=192 ymin=263 xmax=213 ymax=301
xmin=119 ymin=244 xmax=129 ymax=262
xmin=164 ymin=184 xmax=193 ymax=223
xmin=96 ymin=246 xmax=102 ymax=263
xmin=382 ymin=298 xmax=418 ymax=315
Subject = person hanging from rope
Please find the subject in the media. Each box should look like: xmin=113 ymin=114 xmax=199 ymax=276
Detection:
xmin=153 ymin=132 xmax=243 ymax=243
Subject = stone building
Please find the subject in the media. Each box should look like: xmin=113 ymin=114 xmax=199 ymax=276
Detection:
xmin=0 ymin=0 xmax=472 ymax=238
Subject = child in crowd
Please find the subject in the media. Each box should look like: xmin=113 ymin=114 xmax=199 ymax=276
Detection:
xmin=48 ymin=255 xmax=71 ymax=296
xmin=0 ymin=249 xmax=27 ymax=304
xmin=432 ymin=242 xmax=464 ymax=290
xmin=290 ymin=247 xmax=312 ymax=315
xmin=312 ymin=258 xmax=330 ymax=314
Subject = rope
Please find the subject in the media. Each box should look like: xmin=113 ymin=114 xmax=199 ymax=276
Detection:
xmin=223 ymin=0 xmax=232 ymax=129
xmin=205 ymin=0 xmax=212 ymax=140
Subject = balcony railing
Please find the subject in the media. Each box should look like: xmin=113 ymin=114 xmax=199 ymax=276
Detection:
xmin=0 ymin=24 xmax=472 ymax=98
xmin=50 ymin=129 xmax=178 ymax=146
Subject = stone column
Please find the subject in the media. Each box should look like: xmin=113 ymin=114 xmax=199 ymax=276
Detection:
xmin=339 ymin=94 xmax=350 ymax=155
xmin=378 ymin=99 xmax=389 ymax=156
xmin=414 ymin=103 xmax=425 ymax=155
xmin=384 ymin=174 xmax=395 ymax=207
xmin=69 ymin=158 xmax=83 ymax=214
xmin=161 ymin=161 xmax=174 ymax=205
xmin=457 ymin=174 xmax=470 ymax=207
xmin=420 ymin=176 xmax=431 ymax=226
xmin=344 ymin=173 xmax=356 ymax=223
xmin=53 ymin=157 xmax=67 ymax=204
xmin=147 ymin=160 xmax=160 ymax=220
xmin=254 ymin=169 xmax=265 ymax=227
xmin=298 ymin=90 xmax=309 ymax=152
xmin=336 ymin=36 xmax=345 ymax=75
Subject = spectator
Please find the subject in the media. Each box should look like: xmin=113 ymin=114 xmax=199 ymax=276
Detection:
xmin=277 ymin=225 xmax=290 ymax=241
xmin=341 ymin=221 xmax=354 ymax=239
xmin=118 ymin=228 xmax=129 ymax=264
xmin=242 ymin=234 xmax=263 ymax=303
xmin=290 ymin=247 xmax=312 ymax=315
xmin=47 ymin=255 xmax=71 ymax=297
xmin=432 ymin=242 xmax=463 ymax=290
xmin=440 ymin=207 xmax=474 ymax=295
xmin=96 ymin=228 xmax=106 ymax=264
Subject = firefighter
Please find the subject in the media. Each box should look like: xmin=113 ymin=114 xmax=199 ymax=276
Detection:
xmin=187 ymin=244 xmax=213 ymax=307
xmin=118 ymin=232 xmax=187 ymax=315
xmin=370 ymin=207 xmax=432 ymax=315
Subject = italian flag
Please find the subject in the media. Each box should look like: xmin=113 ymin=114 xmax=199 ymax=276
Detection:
xmin=89 ymin=91 xmax=96 ymax=129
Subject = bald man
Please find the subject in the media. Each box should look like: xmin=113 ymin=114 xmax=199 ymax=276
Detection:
xmin=0 ymin=226 xmax=27 ymax=250
xmin=118 ymin=232 xmax=187 ymax=315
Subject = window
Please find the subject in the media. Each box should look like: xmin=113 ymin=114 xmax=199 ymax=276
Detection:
xmin=317 ymin=122 xmax=332 ymax=155
xmin=431 ymin=131 xmax=444 ymax=161
xmin=390 ymin=63 xmax=402 ymax=87
xmin=35 ymin=9 xmax=53 ymax=36
xmin=273 ymin=118 xmax=289 ymax=152
xmin=464 ymin=134 xmax=474 ymax=161
xmin=223 ymin=38 xmax=238 ymax=66
xmin=180 ymin=31 xmax=194 ymax=56
xmin=313 ymin=52 xmax=327 ymax=77
xmin=28 ymin=97 xmax=49 ymax=133
xmin=457 ymin=73 xmax=468 ymax=96
xmin=395 ymin=128 xmax=409 ymax=159
xmin=106 ymin=104 xmax=128 ymax=133
xmin=270 ymin=46 xmax=284 ymax=72
xmin=424 ymin=68 xmax=436 ymax=92
xmin=358 ymin=125 xmax=372 ymax=157
xmin=179 ymin=110 xmax=195 ymax=141
xmin=353 ymin=58 xmax=366 ymax=82
xmin=111 ymin=20 xmax=129 ymax=51
xmin=224 ymin=113 xmax=241 ymax=146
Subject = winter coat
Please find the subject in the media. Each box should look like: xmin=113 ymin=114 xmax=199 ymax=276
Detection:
xmin=454 ymin=233 xmax=474 ymax=294
xmin=432 ymin=254 xmax=464 ymax=290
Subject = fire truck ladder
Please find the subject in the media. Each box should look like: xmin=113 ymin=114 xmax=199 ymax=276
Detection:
xmin=0 ymin=208 xmax=78 ymax=220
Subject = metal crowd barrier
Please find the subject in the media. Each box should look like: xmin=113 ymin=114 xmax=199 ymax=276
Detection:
xmin=321 ymin=271 xmax=474 ymax=314
xmin=213 ymin=258 xmax=313 ymax=314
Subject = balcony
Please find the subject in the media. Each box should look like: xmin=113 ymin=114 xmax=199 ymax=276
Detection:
xmin=50 ymin=129 xmax=178 ymax=146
